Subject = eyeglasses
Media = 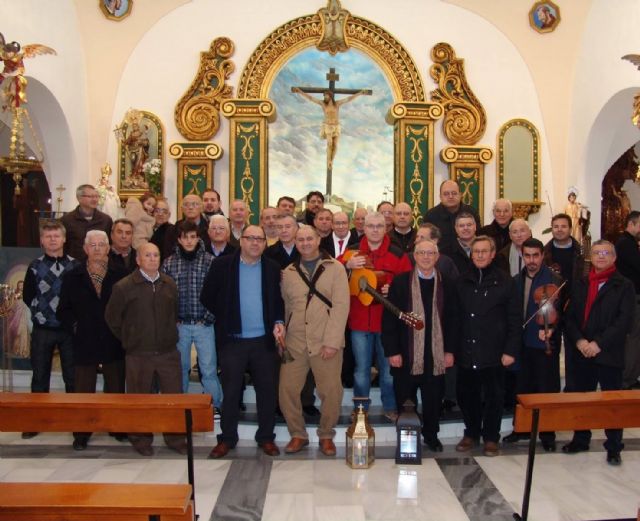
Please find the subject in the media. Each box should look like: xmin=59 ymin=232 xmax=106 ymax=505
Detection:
xmin=182 ymin=202 xmax=201 ymax=209
xmin=591 ymin=250 xmax=613 ymax=257
xmin=414 ymin=250 xmax=437 ymax=257
xmin=209 ymin=226 xmax=227 ymax=231
xmin=472 ymin=249 xmax=492 ymax=256
xmin=87 ymin=243 xmax=108 ymax=249
xmin=365 ymin=224 xmax=385 ymax=230
xmin=154 ymin=208 xmax=168 ymax=214
xmin=241 ymin=235 xmax=266 ymax=243
xmin=442 ymin=191 xmax=459 ymax=197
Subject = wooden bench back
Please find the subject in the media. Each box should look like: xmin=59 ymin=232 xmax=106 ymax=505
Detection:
xmin=0 ymin=482 xmax=193 ymax=520
xmin=0 ymin=393 xmax=213 ymax=433
xmin=514 ymin=390 xmax=640 ymax=432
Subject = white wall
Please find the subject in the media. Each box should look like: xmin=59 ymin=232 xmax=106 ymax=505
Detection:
xmin=569 ymin=0 xmax=640 ymax=237
xmin=1 ymin=0 xmax=89 ymax=207
xmin=111 ymin=0 xmax=550 ymax=231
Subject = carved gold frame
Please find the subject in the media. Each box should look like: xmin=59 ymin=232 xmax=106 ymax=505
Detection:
xmin=99 ymin=0 xmax=133 ymax=21
xmin=238 ymin=13 xmax=425 ymax=103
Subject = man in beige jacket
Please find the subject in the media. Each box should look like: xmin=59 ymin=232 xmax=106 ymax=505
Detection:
xmin=280 ymin=225 xmax=350 ymax=456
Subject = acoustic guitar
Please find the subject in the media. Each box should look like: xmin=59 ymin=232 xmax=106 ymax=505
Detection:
xmin=344 ymin=251 xmax=424 ymax=330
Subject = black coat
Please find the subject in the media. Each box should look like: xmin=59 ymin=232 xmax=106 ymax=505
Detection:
xmin=264 ymin=241 xmax=300 ymax=270
xmin=478 ymin=219 xmax=512 ymax=253
xmin=320 ymin=232 xmax=360 ymax=258
xmin=57 ymin=263 xmax=128 ymax=365
xmin=442 ymin=240 xmax=474 ymax=276
xmin=200 ymin=250 xmax=284 ymax=348
xmin=615 ymin=231 xmax=640 ymax=294
xmin=422 ymin=203 xmax=481 ymax=253
xmin=382 ymin=270 xmax=458 ymax=376
xmin=455 ymin=262 xmax=522 ymax=369
xmin=565 ymin=271 xmax=635 ymax=369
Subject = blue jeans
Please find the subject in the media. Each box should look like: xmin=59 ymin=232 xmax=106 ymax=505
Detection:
xmin=177 ymin=324 xmax=223 ymax=408
xmin=351 ymin=330 xmax=396 ymax=412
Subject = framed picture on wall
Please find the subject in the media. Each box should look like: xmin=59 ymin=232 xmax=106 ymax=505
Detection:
xmin=529 ymin=1 xmax=561 ymax=33
xmin=100 ymin=0 xmax=133 ymax=21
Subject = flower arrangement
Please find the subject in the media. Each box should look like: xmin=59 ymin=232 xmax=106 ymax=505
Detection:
xmin=142 ymin=158 xmax=162 ymax=194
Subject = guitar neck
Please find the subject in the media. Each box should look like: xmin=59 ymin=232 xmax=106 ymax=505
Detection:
xmin=363 ymin=285 xmax=405 ymax=320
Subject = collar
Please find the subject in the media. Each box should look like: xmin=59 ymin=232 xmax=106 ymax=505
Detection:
xmin=139 ymin=269 xmax=160 ymax=282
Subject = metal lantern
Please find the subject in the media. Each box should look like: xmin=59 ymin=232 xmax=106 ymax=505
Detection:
xmin=346 ymin=403 xmax=375 ymax=469
xmin=395 ymin=400 xmax=422 ymax=465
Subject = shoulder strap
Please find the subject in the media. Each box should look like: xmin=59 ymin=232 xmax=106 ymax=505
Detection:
xmin=294 ymin=262 xmax=333 ymax=309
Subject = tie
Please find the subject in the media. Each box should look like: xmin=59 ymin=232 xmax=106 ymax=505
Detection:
xmin=338 ymin=239 xmax=344 ymax=254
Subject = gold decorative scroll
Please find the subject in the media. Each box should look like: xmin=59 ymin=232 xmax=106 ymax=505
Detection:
xmin=317 ymin=0 xmax=350 ymax=55
xmin=174 ymin=37 xmax=235 ymax=141
xmin=238 ymin=13 xmax=424 ymax=102
xmin=429 ymin=43 xmax=486 ymax=146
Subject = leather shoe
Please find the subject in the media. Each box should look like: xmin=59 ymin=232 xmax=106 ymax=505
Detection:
xmin=133 ymin=445 xmax=154 ymax=457
xmin=455 ymin=436 xmax=477 ymax=452
xmin=483 ymin=441 xmax=499 ymax=457
xmin=72 ymin=438 xmax=88 ymax=451
xmin=259 ymin=441 xmax=280 ymax=456
xmin=541 ymin=440 xmax=556 ymax=452
xmin=503 ymin=431 xmax=530 ymax=443
xmin=319 ymin=439 xmax=337 ymax=456
xmin=168 ymin=442 xmax=188 ymax=456
xmin=562 ymin=441 xmax=589 ymax=454
xmin=109 ymin=432 xmax=129 ymax=442
xmin=209 ymin=442 xmax=231 ymax=459
xmin=285 ymin=437 xmax=309 ymax=454
xmin=606 ymin=450 xmax=621 ymax=465
xmin=424 ymin=438 xmax=443 ymax=452
xmin=21 ymin=432 xmax=38 ymax=439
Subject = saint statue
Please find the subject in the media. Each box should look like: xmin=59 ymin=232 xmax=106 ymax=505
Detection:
xmin=97 ymin=162 xmax=122 ymax=220
xmin=564 ymin=187 xmax=589 ymax=244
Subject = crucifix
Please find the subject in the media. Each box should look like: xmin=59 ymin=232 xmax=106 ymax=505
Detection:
xmin=55 ymin=184 xmax=65 ymax=216
xmin=292 ymin=67 xmax=372 ymax=195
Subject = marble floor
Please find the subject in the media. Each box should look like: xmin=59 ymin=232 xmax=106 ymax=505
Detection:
xmin=1 ymin=429 xmax=639 ymax=521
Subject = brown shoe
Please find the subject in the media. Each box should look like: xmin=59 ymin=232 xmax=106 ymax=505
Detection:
xmin=209 ymin=442 xmax=231 ymax=459
xmin=319 ymin=438 xmax=337 ymax=456
xmin=455 ymin=436 xmax=477 ymax=452
xmin=259 ymin=441 xmax=280 ymax=456
xmin=285 ymin=437 xmax=309 ymax=454
xmin=483 ymin=441 xmax=499 ymax=457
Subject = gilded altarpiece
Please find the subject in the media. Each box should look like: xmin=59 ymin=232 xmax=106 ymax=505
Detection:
xmin=430 ymin=42 xmax=491 ymax=218
xmin=387 ymin=103 xmax=443 ymax=227
xmin=228 ymin=1 xmax=432 ymax=222
xmin=221 ymin=100 xmax=275 ymax=223
xmin=169 ymin=143 xmax=222 ymax=219
xmin=441 ymin=147 xmax=493 ymax=220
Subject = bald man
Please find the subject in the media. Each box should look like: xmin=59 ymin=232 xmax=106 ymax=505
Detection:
xmin=423 ymin=180 xmax=481 ymax=252
xmin=495 ymin=219 xmax=532 ymax=276
xmin=479 ymin=199 xmax=514 ymax=252
xmin=389 ymin=202 xmax=417 ymax=253
xmin=229 ymin=199 xmax=248 ymax=248
xmin=320 ymin=211 xmax=359 ymax=257
xmin=105 ymin=242 xmax=186 ymax=456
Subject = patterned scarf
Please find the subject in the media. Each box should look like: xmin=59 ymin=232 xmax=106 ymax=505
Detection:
xmin=409 ymin=268 xmax=445 ymax=376
xmin=583 ymin=265 xmax=616 ymax=327
xmin=87 ymin=261 xmax=108 ymax=297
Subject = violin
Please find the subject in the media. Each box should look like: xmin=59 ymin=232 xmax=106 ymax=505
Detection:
xmin=342 ymin=250 xmax=424 ymax=330
xmin=523 ymin=281 xmax=566 ymax=355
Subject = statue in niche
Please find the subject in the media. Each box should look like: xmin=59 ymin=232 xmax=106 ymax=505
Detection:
xmin=97 ymin=162 xmax=122 ymax=219
xmin=123 ymin=119 xmax=150 ymax=189
xmin=564 ymin=187 xmax=589 ymax=244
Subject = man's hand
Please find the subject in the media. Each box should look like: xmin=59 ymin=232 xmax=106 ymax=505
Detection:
xmin=444 ymin=352 xmax=454 ymax=368
xmin=538 ymin=329 xmax=553 ymax=341
xmin=346 ymin=254 xmax=366 ymax=270
xmin=320 ymin=346 xmax=338 ymax=360
xmin=388 ymin=354 xmax=402 ymax=368
xmin=273 ymin=323 xmax=286 ymax=349
xmin=380 ymin=283 xmax=390 ymax=297
xmin=501 ymin=354 xmax=515 ymax=367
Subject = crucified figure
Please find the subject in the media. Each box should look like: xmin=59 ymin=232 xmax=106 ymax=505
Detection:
xmin=293 ymin=87 xmax=367 ymax=176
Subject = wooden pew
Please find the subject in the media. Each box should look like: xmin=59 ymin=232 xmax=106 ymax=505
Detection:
xmin=0 ymin=393 xmax=213 ymax=517
xmin=513 ymin=390 xmax=640 ymax=521
xmin=0 ymin=482 xmax=193 ymax=521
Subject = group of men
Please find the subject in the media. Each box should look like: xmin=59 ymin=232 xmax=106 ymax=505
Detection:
xmin=20 ymin=181 xmax=638 ymax=465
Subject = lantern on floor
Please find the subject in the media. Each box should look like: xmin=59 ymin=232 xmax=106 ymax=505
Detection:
xmin=395 ymin=400 xmax=422 ymax=465
xmin=346 ymin=402 xmax=375 ymax=469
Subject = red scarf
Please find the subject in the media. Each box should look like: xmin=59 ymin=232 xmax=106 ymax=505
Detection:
xmin=583 ymin=265 xmax=616 ymax=326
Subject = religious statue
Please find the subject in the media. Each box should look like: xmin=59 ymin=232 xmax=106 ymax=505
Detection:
xmin=6 ymin=280 xmax=30 ymax=359
xmin=0 ymin=32 xmax=55 ymax=110
xmin=292 ymin=68 xmax=371 ymax=195
xmin=97 ymin=162 xmax=122 ymax=219
xmin=121 ymin=109 xmax=150 ymax=189
xmin=564 ymin=187 xmax=589 ymax=244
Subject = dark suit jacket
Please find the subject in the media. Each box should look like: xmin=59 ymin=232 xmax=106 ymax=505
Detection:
xmin=265 ymin=241 xmax=300 ymax=270
xmin=200 ymin=251 xmax=284 ymax=348
xmin=320 ymin=232 xmax=360 ymax=258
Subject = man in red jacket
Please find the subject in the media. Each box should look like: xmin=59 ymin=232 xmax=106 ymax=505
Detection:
xmin=341 ymin=211 xmax=411 ymax=421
